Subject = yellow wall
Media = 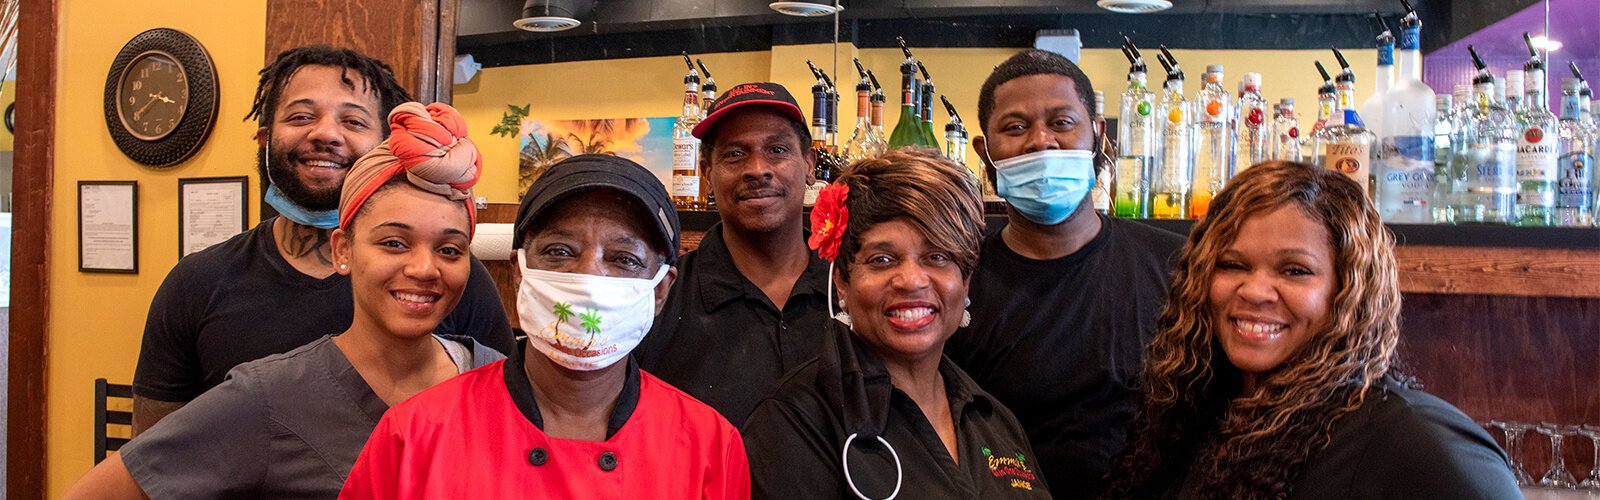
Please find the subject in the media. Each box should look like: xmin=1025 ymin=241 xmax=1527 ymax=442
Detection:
xmin=46 ymin=0 xmax=266 ymax=497
xmin=456 ymin=45 xmax=1378 ymax=203
xmin=2 ymin=80 xmax=15 ymax=151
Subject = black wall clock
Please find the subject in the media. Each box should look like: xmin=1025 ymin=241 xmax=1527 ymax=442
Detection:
xmin=103 ymin=28 xmax=220 ymax=168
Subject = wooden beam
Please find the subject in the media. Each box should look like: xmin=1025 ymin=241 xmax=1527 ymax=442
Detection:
xmin=1396 ymin=246 xmax=1600 ymax=298
xmin=9 ymin=0 xmax=57 ymax=496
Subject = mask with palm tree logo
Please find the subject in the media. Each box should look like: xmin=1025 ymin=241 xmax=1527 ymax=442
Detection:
xmin=515 ymin=252 xmax=669 ymax=371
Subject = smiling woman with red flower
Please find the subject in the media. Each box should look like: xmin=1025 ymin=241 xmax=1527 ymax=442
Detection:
xmin=743 ymin=148 xmax=1049 ymax=499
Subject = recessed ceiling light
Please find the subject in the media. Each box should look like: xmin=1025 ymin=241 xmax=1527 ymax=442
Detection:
xmin=1097 ymin=0 xmax=1173 ymax=14
xmin=769 ymin=1 xmax=842 ymax=17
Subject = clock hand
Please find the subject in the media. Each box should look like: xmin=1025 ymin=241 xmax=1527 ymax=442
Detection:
xmin=133 ymin=94 xmax=160 ymax=121
xmin=150 ymin=92 xmax=175 ymax=104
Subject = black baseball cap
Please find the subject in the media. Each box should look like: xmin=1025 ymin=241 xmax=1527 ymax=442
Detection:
xmin=513 ymin=154 xmax=681 ymax=266
xmin=691 ymin=81 xmax=806 ymax=139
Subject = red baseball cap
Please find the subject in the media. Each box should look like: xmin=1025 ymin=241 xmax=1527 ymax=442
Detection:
xmin=691 ymin=82 xmax=806 ymax=139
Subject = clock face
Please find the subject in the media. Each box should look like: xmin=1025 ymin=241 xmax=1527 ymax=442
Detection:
xmin=116 ymin=51 xmax=190 ymax=141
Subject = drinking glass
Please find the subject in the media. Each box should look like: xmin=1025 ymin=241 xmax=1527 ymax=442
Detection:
xmin=1578 ymin=425 xmax=1600 ymax=490
xmin=1502 ymin=421 xmax=1534 ymax=486
xmin=1537 ymin=422 xmax=1577 ymax=488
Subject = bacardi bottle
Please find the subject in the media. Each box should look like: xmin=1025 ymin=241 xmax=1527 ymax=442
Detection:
xmin=1515 ymin=33 xmax=1559 ymax=226
xmin=671 ymin=54 xmax=705 ymax=210
xmin=1375 ymin=8 xmax=1437 ymax=223
xmin=1452 ymin=47 xmax=1518 ymax=224
xmin=1557 ymin=78 xmax=1595 ymax=226
xmin=1236 ymin=72 xmax=1269 ymax=174
xmin=1192 ymin=65 xmax=1232 ymax=218
xmin=1151 ymin=47 xmax=1192 ymax=219
xmin=1116 ymin=41 xmax=1156 ymax=218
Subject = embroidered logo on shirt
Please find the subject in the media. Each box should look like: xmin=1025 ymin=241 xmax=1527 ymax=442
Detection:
xmin=983 ymin=447 xmax=1038 ymax=491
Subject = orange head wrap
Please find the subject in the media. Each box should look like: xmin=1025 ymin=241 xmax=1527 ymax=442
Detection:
xmin=337 ymin=102 xmax=482 ymax=235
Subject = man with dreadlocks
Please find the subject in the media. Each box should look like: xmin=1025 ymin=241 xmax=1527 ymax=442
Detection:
xmin=945 ymin=49 xmax=1185 ymax=498
xmin=130 ymin=46 xmax=514 ymax=434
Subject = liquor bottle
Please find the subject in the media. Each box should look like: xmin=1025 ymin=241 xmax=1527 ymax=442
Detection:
xmin=1304 ymin=62 xmax=1337 ymax=166
xmin=1432 ymin=94 xmax=1457 ymax=223
xmin=1115 ymin=40 xmax=1156 ymax=218
xmin=916 ymin=61 xmax=941 ymax=149
xmin=866 ymin=69 xmax=890 ymax=156
xmin=1236 ymin=72 xmax=1269 ymax=174
xmin=1360 ymin=15 xmax=1396 ymax=144
xmin=1191 ymin=65 xmax=1231 ymax=218
xmin=1504 ymin=70 xmax=1525 ymax=115
xmin=1452 ymin=46 xmax=1518 ymax=224
xmin=671 ymin=53 xmax=705 ymax=210
xmin=889 ymin=41 xmax=932 ymax=149
xmin=843 ymin=68 xmax=880 ymax=165
xmin=1515 ymin=33 xmax=1559 ymax=226
xmin=1272 ymin=98 xmax=1302 ymax=162
xmin=697 ymin=59 xmax=717 ymax=120
xmin=1091 ymin=90 xmax=1113 ymax=215
xmin=1315 ymin=49 xmax=1377 ymax=197
xmin=941 ymin=96 xmax=970 ymax=165
xmin=1151 ymin=47 xmax=1192 ymax=220
xmin=1375 ymin=6 xmax=1437 ymax=223
xmin=1556 ymin=78 xmax=1595 ymax=226
xmin=804 ymin=71 xmax=830 ymax=207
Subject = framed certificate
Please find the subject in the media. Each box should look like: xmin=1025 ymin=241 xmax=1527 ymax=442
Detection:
xmin=79 ymin=180 xmax=139 ymax=273
xmin=178 ymin=176 xmax=249 ymax=257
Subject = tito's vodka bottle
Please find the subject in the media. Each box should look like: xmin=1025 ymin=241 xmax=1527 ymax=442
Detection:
xmin=1191 ymin=65 xmax=1232 ymax=218
xmin=670 ymin=55 xmax=704 ymax=210
xmin=1515 ymin=33 xmax=1559 ymax=226
xmin=1151 ymin=47 xmax=1192 ymax=219
xmin=1315 ymin=54 xmax=1376 ymax=197
xmin=1116 ymin=45 xmax=1156 ymax=218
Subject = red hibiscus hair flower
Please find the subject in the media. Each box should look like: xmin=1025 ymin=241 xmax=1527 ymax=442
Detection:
xmin=808 ymin=183 xmax=850 ymax=261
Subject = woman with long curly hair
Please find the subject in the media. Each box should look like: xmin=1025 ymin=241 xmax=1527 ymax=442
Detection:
xmin=1104 ymin=161 xmax=1519 ymax=499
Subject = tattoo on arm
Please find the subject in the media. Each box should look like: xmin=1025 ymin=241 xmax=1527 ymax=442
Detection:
xmin=278 ymin=224 xmax=333 ymax=266
xmin=132 ymin=396 xmax=187 ymax=436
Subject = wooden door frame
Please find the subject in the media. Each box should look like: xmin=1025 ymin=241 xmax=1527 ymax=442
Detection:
xmin=9 ymin=0 xmax=57 ymax=496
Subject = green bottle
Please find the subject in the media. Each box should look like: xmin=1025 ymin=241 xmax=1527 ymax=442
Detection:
xmin=889 ymin=57 xmax=928 ymax=149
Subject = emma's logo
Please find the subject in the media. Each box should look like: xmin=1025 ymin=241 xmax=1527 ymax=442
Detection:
xmin=983 ymin=447 xmax=1037 ymax=491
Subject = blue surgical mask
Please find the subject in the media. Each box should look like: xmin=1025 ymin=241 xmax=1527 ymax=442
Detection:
xmin=264 ymin=185 xmax=340 ymax=229
xmin=990 ymin=149 xmax=1095 ymax=225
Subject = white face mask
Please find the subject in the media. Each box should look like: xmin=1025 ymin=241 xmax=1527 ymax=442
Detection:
xmin=515 ymin=252 xmax=669 ymax=371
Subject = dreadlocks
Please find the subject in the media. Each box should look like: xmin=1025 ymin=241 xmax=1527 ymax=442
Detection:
xmin=245 ymin=45 xmax=411 ymax=136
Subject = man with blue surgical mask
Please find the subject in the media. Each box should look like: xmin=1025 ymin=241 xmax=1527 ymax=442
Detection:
xmin=946 ymin=49 xmax=1185 ymax=498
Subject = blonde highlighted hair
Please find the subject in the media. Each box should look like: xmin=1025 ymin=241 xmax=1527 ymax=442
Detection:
xmin=834 ymin=148 xmax=985 ymax=281
xmin=1106 ymin=161 xmax=1402 ymax=499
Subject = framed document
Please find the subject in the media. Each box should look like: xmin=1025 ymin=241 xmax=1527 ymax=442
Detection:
xmin=179 ymin=176 xmax=248 ymax=257
xmin=79 ymin=180 xmax=139 ymax=273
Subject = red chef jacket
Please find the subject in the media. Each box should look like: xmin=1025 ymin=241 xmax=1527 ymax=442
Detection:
xmin=340 ymin=352 xmax=749 ymax=499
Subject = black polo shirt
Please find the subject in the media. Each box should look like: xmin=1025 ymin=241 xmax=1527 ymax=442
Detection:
xmin=743 ymin=322 xmax=1050 ymax=499
xmin=637 ymin=223 xmax=833 ymax=427
xmin=946 ymin=214 xmax=1183 ymax=498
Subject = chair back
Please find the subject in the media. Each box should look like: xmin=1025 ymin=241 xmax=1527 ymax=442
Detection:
xmin=94 ymin=378 xmax=134 ymax=464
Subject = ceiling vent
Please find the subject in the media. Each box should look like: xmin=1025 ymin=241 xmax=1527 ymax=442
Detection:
xmin=1096 ymin=0 xmax=1173 ymax=14
xmin=515 ymin=0 xmax=592 ymax=32
xmin=769 ymin=1 xmax=842 ymax=17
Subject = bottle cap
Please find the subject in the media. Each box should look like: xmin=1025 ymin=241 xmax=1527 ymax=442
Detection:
xmin=1436 ymin=94 xmax=1452 ymax=107
xmin=1243 ymin=72 xmax=1262 ymax=87
xmin=1562 ymin=78 xmax=1580 ymax=92
xmin=1505 ymin=69 xmax=1524 ymax=89
xmin=1279 ymin=97 xmax=1294 ymax=106
xmin=1206 ymin=64 xmax=1224 ymax=74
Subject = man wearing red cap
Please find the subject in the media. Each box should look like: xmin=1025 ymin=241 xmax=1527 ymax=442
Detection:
xmin=636 ymin=82 xmax=834 ymax=427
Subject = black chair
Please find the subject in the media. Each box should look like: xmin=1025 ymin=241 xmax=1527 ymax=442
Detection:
xmin=94 ymin=378 xmax=134 ymax=464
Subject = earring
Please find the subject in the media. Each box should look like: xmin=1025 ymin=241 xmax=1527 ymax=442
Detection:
xmin=339 ymin=263 xmax=348 ymax=270
xmin=834 ymin=298 xmax=852 ymax=327
xmin=960 ymin=297 xmax=973 ymax=327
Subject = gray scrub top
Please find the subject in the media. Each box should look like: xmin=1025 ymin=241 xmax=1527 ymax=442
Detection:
xmin=121 ymin=334 xmax=503 ymax=499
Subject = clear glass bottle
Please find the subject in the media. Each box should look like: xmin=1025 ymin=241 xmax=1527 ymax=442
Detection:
xmin=1315 ymin=66 xmax=1377 ymax=197
xmin=1453 ymin=52 xmax=1519 ymax=225
xmin=1556 ymin=78 xmax=1595 ymax=226
xmin=670 ymin=58 xmax=704 ymax=210
xmin=1151 ymin=49 xmax=1192 ymax=220
xmin=1360 ymin=22 xmax=1395 ymax=147
xmin=1091 ymin=90 xmax=1113 ymax=215
xmin=1116 ymin=63 xmax=1156 ymax=218
xmin=1272 ymin=98 xmax=1302 ymax=162
xmin=1432 ymin=94 xmax=1457 ymax=224
xmin=1304 ymin=68 xmax=1336 ymax=167
xmin=1235 ymin=72 xmax=1269 ymax=175
xmin=843 ymin=78 xmax=880 ymax=165
xmin=1191 ymin=65 xmax=1232 ymax=218
xmin=1375 ymin=13 xmax=1437 ymax=223
xmin=1515 ymin=39 xmax=1559 ymax=226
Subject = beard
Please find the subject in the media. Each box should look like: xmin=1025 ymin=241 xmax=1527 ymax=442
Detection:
xmin=256 ymin=141 xmax=348 ymax=212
